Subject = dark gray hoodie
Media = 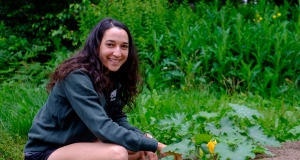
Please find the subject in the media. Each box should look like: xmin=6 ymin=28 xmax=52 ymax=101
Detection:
xmin=24 ymin=69 xmax=157 ymax=153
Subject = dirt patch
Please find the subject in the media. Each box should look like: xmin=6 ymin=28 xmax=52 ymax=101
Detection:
xmin=254 ymin=141 xmax=300 ymax=160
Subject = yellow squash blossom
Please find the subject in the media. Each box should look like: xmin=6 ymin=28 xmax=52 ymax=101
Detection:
xmin=207 ymin=140 xmax=217 ymax=154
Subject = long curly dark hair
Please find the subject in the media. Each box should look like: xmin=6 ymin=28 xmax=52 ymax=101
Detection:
xmin=47 ymin=18 xmax=142 ymax=112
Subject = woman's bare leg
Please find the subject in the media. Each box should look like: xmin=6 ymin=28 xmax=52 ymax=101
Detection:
xmin=48 ymin=140 xmax=129 ymax=160
xmin=128 ymin=150 xmax=142 ymax=160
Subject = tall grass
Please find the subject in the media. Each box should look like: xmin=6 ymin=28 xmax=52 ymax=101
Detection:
xmin=0 ymin=83 xmax=47 ymax=135
xmin=0 ymin=83 xmax=47 ymax=160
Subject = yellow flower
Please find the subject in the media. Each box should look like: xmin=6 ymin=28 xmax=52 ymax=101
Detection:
xmin=259 ymin=17 xmax=263 ymax=21
xmin=207 ymin=140 xmax=217 ymax=154
xmin=273 ymin=15 xmax=277 ymax=19
xmin=277 ymin=13 xmax=281 ymax=17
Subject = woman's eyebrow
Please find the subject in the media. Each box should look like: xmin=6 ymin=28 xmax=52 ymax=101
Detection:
xmin=105 ymin=40 xmax=128 ymax=44
xmin=105 ymin=40 xmax=115 ymax=42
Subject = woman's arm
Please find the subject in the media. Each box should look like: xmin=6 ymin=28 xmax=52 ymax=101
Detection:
xmin=62 ymin=70 xmax=158 ymax=152
xmin=157 ymin=142 xmax=183 ymax=160
xmin=111 ymin=110 xmax=144 ymax=134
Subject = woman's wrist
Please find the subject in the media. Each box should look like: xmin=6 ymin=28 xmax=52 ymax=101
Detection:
xmin=157 ymin=142 xmax=166 ymax=151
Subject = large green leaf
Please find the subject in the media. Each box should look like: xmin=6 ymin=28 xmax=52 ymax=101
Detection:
xmin=158 ymin=113 xmax=186 ymax=126
xmin=248 ymin=125 xmax=281 ymax=147
xmin=229 ymin=103 xmax=263 ymax=121
xmin=288 ymin=125 xmax=300 ymax=136
xmin=205 ymin=117 xmax=241 ymax=136
xmin=194 ymin=134 xmax=212 ymax=144
xmin=218 ymin=132 xmax=247 ymax=145
xmin=192 ymin=111 xmax=218 ymax=120
xmin=252 ymin=145 xmax=275 ymax=157
xmin=160 ymin=156 xmax=174 ymax=160
xmin=177 ymin=121 xmax=190 ymax=136
xmin=215 ymin=142 xmax=255 ymax=160
xmin=161 ymin=139 xmax=195 ymax=158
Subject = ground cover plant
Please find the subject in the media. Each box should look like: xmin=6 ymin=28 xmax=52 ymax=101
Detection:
xmin=128 ymin=88 xmax=300 ymax=159
xmin=0 ymin=84 xmax=300 ymax=159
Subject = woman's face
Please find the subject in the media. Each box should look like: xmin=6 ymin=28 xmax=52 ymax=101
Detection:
xmin=99 ymin=27 xmax=129 ymax=72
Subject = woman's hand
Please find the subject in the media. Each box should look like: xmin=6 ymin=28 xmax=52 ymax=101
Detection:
xmin=141 ymin=151 xmax=158 ymax=160
xmin=157 ymin=142 xmax=167 ymax=151
xmin=157 ymin=142 xmax=183 ymax=160
xmin=160 ymin=152 xmax=182 ymax=160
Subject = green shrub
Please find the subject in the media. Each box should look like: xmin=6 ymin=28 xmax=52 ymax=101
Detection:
xmin=1 ymin=0 xmax=299 ymax=96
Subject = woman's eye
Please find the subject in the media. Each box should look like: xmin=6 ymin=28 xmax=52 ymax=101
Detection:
xmin=122 ymin=45 xmax=128 ymax=49
xmin=106 ymin=43 xmax=113 ymax=47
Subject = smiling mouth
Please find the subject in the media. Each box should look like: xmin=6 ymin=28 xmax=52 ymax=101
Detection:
xmin=109 ymin=59 xmax=121 ymax=63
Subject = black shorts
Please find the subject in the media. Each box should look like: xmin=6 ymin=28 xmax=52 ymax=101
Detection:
xmin=24 ymin=148 xmax=57 ymax=160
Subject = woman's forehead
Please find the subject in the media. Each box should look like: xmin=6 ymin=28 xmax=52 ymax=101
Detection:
xmin=102 ymin=27 xmax=128 ymax=43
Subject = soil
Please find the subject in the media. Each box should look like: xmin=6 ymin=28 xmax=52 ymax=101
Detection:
xmin=254 ymin=141 xmax=300 ymax=160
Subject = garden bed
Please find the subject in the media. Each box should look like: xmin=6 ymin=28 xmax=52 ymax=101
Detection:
xmin=254 ymin=141 xmax=300 ymax=160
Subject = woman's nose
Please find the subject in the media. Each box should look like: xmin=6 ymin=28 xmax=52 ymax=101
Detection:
xmin=113 ymin=47 xmax=121 ymax=56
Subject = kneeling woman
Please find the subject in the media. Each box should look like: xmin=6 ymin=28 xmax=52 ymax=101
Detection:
xmin=23 ymin=18 xmax=181 ymax=160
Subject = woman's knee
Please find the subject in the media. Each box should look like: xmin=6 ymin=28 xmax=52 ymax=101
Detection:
xmin=48 ymin=142 xmax=129 ymax=160
xmin=108 ymin=145 xmax=128 ymax=160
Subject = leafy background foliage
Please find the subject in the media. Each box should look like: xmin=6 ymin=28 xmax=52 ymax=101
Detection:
xmin=0 ymin=0 xmax=299 ymax=95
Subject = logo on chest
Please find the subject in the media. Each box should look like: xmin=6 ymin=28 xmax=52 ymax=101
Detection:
xmin=110 ymin=89 xmax=117 ymax=101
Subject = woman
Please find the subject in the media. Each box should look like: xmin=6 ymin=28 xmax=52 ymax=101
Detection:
xmin=24 ymin=18 xmax=182 ymax=160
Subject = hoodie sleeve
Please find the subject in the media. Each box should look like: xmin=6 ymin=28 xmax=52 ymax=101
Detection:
xmin=112 ymin=110 xmax=144 ymax=134
xmin=62 ymin=70 xmax=158 ymax=152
